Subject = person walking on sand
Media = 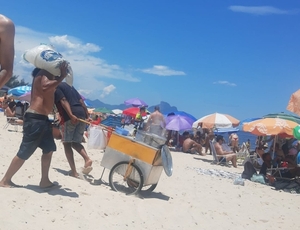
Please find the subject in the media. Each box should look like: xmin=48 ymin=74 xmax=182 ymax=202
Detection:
xmin=55 ymin=82 xmax=93 ymax=178
xmin=0 ymin=62 xmax=68 ymax=189
xmin=0 ymin=14 xmax=15 ymax=88
xmin=145 ymin=106 xmax=165 ymax=136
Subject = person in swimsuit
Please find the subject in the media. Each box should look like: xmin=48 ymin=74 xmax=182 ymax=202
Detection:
xmin=0 ymin=62 xmax=68 ymax=189
xmin=0 ymin=14 xmax=15 ymax=88
xmin=145 ymin=106 xmax=165 ymax=136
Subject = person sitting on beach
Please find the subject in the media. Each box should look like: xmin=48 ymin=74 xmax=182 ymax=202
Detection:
xmin=229 ymin=132 xmax=239 ymax=153
xmin=91 ymin=114 xmax=102 ymax=125
xmin=145 ymin=106 xmax=165 ymax=136
xmin=182 ymin=134 xmax=203 ymax=155
xmin=0 ymin=14 xmax=15 ymax=89
xmin=133 ymin=106 xmax=146 ymax=135
xmin=176 ymin=131 xmax=190 ymax=151
xmin=194 ymin=131 xmax=205 ymax=146
xmin=214 ymin=135 xmax=237 ymax=167
xmin=4 ymin=102 xmax=23 ymax=125
xmin=0 ymin=62 xmax=68 ymax=189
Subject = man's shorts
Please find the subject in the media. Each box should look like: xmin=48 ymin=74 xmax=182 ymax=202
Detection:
xmin=60 ymin=120 xmax=85 ymax=143
xmin=17 ymin=112 xmax=56 ymax=160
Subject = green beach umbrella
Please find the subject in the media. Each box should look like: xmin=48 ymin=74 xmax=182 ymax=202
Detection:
xmin=293 ymin=125 xmax=300 ymax=140
xmin=263 ymin=113 xmax=300 ymax=124
xmin=94 ymin=107 xmax=112 ymax=113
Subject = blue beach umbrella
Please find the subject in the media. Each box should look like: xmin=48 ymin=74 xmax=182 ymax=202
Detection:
xmin=8 ymin=85 xmax=31 ymax=97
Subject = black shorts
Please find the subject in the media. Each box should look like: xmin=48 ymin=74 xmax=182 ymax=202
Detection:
xmin=17 ymin=112 xmax=56 ymax=160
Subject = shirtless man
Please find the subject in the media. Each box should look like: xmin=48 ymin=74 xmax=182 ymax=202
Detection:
xmin=182 ymin=134 xmax=204 ymax=155
xmin=145 ymin=106 xmax=165 ymax=136
xmin=0 ymin=62 xmax=68 ymax=189
xmin=0 ymin=14 xmax=15 ymax=88
xmin=214 ymin=135 xmax=237 ymax=167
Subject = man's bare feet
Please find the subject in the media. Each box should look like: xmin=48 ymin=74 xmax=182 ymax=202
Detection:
xmin=39 ymin=179 xmax=55 ymax=188
xmin=67 ymin=171 xmax=80 ymax=179
xmin=0 ymin=180 xmax=22 ymax=188
xmin=84 ymin=159 xmax=93 ymax=168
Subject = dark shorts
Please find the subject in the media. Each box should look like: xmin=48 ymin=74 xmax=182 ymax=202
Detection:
xmin=17 ymin=112 xmax=56 ymax=160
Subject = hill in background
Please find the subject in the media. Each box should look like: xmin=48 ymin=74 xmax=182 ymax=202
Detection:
xmin=85 ymin=99 xmax=178 ymax=114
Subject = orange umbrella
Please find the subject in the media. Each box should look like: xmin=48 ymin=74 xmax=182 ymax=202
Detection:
xmin=242 ymin=118 xmax=298 ymax=137
xmin=287 ymin=89 xmax=300 ymax=116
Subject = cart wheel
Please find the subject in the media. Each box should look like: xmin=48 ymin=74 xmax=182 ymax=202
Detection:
xmin=109 ymin=161 xmax=144 ymax=195
xmin=141 ymin=184 xmax=157 ymax=193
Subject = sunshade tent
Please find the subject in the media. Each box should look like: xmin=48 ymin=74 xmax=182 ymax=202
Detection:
xmin=287 ymin=89 xmax=300 ymax=116
xmin=165 ymin=115 xmax=194 ymax=131
xmin=124 ymin=98 xmax=148 ymax=107
xmin=242 ymin=118 xmax=298 ymax=138
xmin=193 ymin=113 xmax=240 ymax=129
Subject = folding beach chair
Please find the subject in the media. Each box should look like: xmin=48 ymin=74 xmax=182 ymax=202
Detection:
xmin=209 ymin=140 xmax=228 ymax=166
xmin=236 ymin=142 xmax=250 ymax=165
xmin=3 ymin=117 xmax=19 ymax=131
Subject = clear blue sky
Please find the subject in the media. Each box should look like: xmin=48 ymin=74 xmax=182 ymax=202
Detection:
xmin=2 ymin=1 xmax=300 ymax=121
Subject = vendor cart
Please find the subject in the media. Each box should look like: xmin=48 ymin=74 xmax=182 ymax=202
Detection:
xmin=100 ymin=130 xmax=173 ymax=195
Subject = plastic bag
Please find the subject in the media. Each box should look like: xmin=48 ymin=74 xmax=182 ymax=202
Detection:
xmin=87 ymin=125 xmax=107 ymax=150
xmin=250 ymin=174 xmax=266 ymax=184
xmin=23 ymin=44 xmax=73 ymax=86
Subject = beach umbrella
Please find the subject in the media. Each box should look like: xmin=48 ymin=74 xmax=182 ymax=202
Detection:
xmin=124 ymin=98 xmax=148 ymax=107
xmin=8 ymin=85 xmax=31 ymax=97
xmin=263 ymin=112 xmax=300 ymax=124
xmin=193 ymin=113 xmax=240 ymax=129
xmin=243 ymin=118 xmax=297 ymax=138
xmin=94 ymin=107 xmax=112 ymax=114
xmin=214 ymin=127 xmax=239 ymax=135
xmin=166 ymin=111 xmax=197 ymax=122
xmin=18 ymin=92 xmax=31 ymax=102
xmin=287 ymin=89 xmax=300 ymax=116
xmin=293 ymin=126 xmax=300 ymax=140
xmin=165 ymin=115 xmax=194 ymax=131
xmin=112 ymin=109 xmax=123 ymax=115
xmin=122 ymin=107 xmax=148 ymax=118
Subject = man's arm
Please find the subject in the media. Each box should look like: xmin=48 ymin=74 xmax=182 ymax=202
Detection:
xmin=60 ymin=97 xmax=77 ymax=124
xmin=79 ymin=99 xmax=89 ymax=119
xmin=0 ymin=15 xmax=15 ymax=88
xmin=41 ymin=62 xmax=68 ymax=92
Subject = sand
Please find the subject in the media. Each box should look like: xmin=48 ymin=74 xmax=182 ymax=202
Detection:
xmin=0 ymin=116 xmax=299 ymax=230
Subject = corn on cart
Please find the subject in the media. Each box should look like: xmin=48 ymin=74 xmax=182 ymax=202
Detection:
xmin=100 ymin=129 xmax=173 ymax=195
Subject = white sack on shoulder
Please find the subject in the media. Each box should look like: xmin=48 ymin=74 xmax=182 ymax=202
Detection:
xmin=23 ymin=44 xmax=73 ymax=86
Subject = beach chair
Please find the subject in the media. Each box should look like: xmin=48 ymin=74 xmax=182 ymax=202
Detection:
xmin=209 ymin=140 xmax=228 ymax=166
xmin=3 ymin=116 xmax=19 ymax=131
xmin=236 ymin=142 xmax=250 ymax=165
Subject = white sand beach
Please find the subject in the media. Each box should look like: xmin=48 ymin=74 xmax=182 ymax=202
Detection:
xmin=0 ymin=117 xmax=299 ymax=230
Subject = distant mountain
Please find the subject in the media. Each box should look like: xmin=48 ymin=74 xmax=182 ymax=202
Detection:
xmin=85 ymin=99 xmax=178 ymax=114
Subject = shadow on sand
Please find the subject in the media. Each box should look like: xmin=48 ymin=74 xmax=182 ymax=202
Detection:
xmin=24 ymin=183 xmax=79 ymax=198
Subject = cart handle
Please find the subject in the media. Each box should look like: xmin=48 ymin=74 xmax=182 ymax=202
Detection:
xmin=124 ymin=159 xmax=135 ymax=181
xmin=77 ymin=118 xmax=115 ymax=132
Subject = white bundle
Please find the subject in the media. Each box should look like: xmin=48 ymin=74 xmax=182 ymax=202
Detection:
xmin=23 ymin=44 xmax=73 ymax=86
